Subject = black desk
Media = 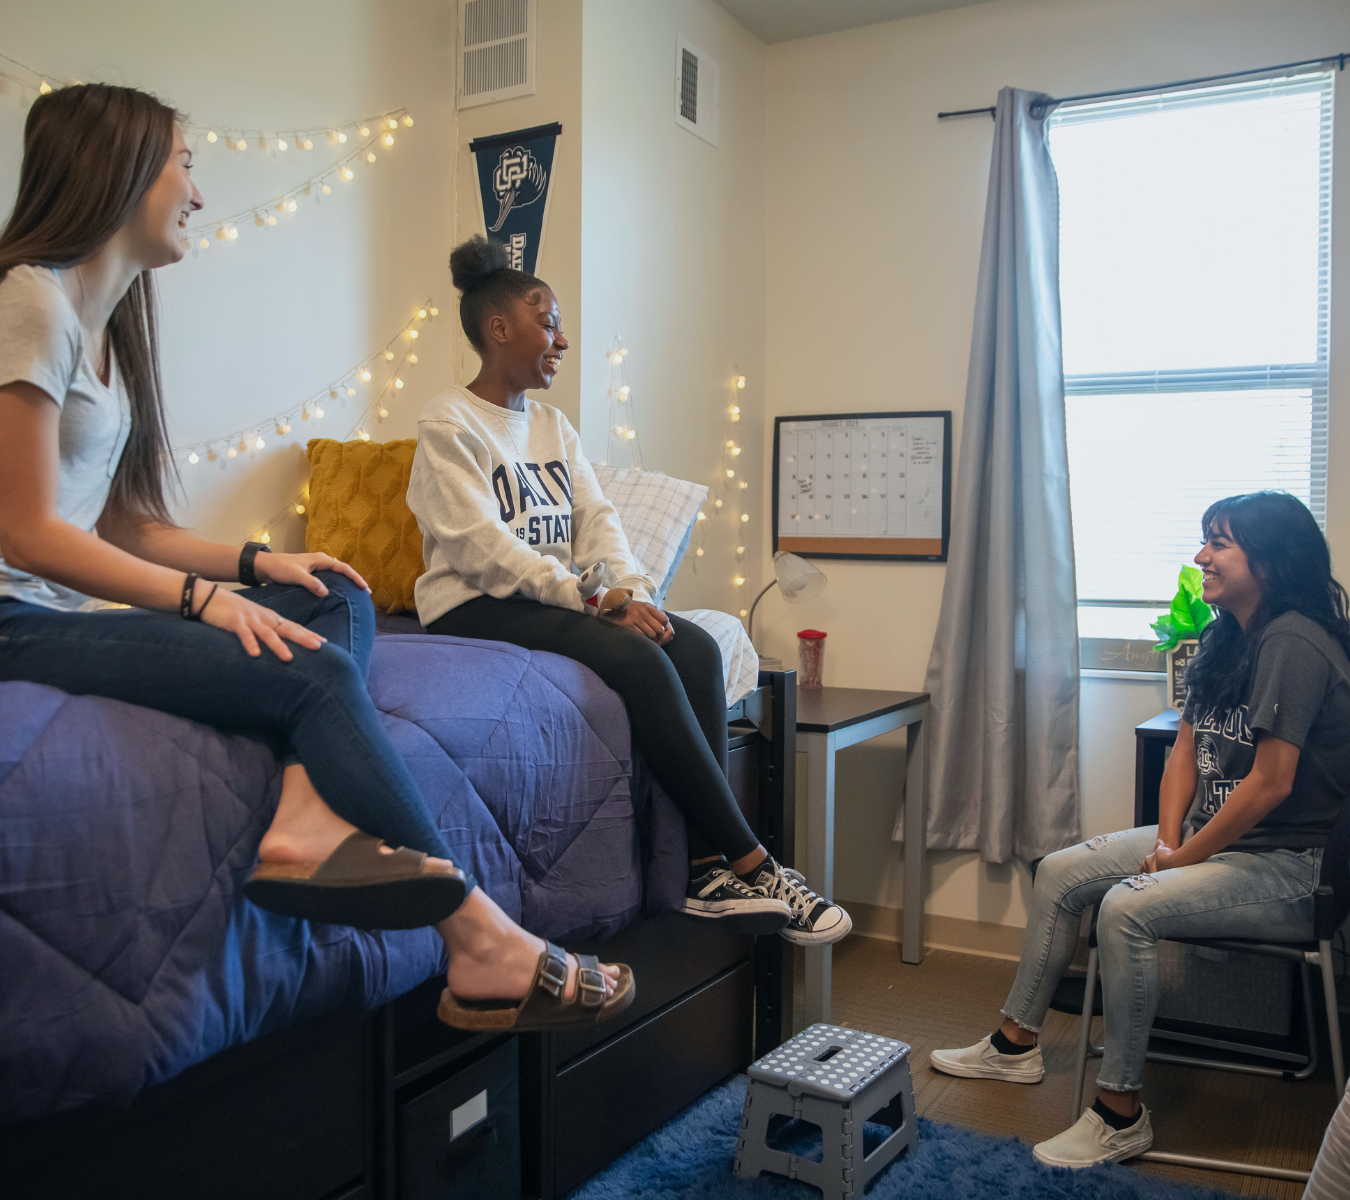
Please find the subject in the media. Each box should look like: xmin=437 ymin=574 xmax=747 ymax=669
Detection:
xmin=1134 ymin=709 xmax=1180 ymax=827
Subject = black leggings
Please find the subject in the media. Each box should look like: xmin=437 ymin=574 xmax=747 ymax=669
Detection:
xmin=428 ymin=596 xmax=759 ymax=862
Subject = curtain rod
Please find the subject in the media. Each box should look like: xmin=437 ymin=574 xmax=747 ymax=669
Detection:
xmin=936 ymin=51 xmax=1347 ymax=120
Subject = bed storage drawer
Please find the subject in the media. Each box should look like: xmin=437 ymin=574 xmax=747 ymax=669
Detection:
xmin=395 ymin=1036 xmax=520 ymax=1200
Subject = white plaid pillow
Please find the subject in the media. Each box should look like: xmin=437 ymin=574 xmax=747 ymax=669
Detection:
xmin=592 ymin=466 xmax=707 ymax=605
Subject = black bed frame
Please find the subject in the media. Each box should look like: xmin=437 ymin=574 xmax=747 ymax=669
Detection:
xmin=0 ymin=669 xmax=797 ymax=1200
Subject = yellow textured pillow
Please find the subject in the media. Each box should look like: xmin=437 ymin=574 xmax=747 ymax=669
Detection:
xmin=305 ymin=438 xmax=423 ymax=614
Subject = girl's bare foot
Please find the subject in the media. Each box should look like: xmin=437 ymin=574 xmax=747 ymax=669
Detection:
xmin=439 ymin=888 xmax=620 ymax=1003
xmin=257 ymin=764 xmax=459 ymax=874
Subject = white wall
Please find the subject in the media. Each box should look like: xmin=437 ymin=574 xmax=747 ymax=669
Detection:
xmin=580 ymin=0 xmax=766 ymax=614
xmin=1 ymin=0 xmax=462 ymax=550
xmin=763 ymin=0 xmax=1350 ymax=932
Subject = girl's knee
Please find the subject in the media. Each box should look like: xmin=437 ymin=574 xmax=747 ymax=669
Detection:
xmin=315 ymin=569 xmax=372 ymax=612
xmin=1097 ymin=880 xmax=1152 ymax=939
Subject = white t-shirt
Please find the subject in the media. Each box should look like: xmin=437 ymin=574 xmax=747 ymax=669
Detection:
xmin=0 ymin=265 xmax=131 ymax=611
xmin=407 ymin=386 xmax=653 ymax=626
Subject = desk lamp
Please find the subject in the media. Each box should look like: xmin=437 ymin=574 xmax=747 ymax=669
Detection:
xmin=747 ymin=551 xmax=827 ymax=654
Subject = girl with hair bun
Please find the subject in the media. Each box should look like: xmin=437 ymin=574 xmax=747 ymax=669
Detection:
xmin=931 ymin=491 xmax=1350 ymax=1169
xmin=408 ymin=234 xmax=853 ymax=946
xmin=0 ymin=86 xmax=630 ymax=1033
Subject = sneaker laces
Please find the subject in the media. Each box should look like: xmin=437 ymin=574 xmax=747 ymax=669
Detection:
xmin=759 ymin=863 xmax=822 ymax=919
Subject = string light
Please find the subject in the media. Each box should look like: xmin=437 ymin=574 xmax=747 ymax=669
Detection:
xmin=688 ymin=368 xmax=754 ymax=622
xmin=179 ymin=122 xmax=414 ymax=255
xmin=175 ymin=299 xmax=435 ymax=465
xmin=600 ymin=335 xmax=643 ymax=468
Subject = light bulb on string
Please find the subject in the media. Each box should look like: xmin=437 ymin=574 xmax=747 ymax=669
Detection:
xmin=726 ymin=469 xmax=735 ymax=478
xmin=238 ymin=439 xmax=250 ymax=455
xmin=409 ymin=329 xmax=418 ymax=339
xmin=338 ymin=131 xmax=348 ymax=143
xmin=737 ymin=546 xmax=745 ymax=555
xmin=359 ymin=125 xmax=370 ymax=137
xmin=188 ymin=451 xmax=199 ymax=464
xmin=403 ymin=115 xmax=414 ymax=127
xmin=226 ymin=226 xmax=239 ymax=240
xmin=39 ymin=81 xmax=52 ymax=94
xmin=734 ymin=576 xmax=746 ymax=587
xmin=301 ymin=407 xmax=310 ymax=421
xmin=259 ymin=532 xmax=271 ymax=545
xmin=378 ymin=407 xmax=389 ymax=419
xmin=619 ymin=385 xmax=630 ymax=396
xmin=207 ymin=449 xmax=218 ymax=462
xmin=740 ymin=608 xmax=749 ymax=618
xmin=726 ymin=440 xmax=734 ymax=448
xmin=342 ymin=168 xmax=354 ymax=181
xmin=358 ymin=430 xmax=370 ymax=441
xmin=253 ymin=435 xmax=265 ymax=450
xmin=198 ymin=237 xmax=209 ymax=249
xmin=206 ymin=130 xmax=217 ymax=143
xmin=394 ymin=378 xmax=404 ymax=389
xmin=360 ymin=369 xmax=372 ymax=381
xmin=267 ymin=214 xmax=277 ymax=226
xmin=408 ymin=354 xmax=418 ymax=364
xmin=388 ymin=118 xmax=399 ymax=129
xmin=227 ymin=447 xmax=237 ymax=458
xmin=287 ymin=199 xmax=297 ymax=212
xmin=620 ymin=348 xmax=628 ymax=357
xmin=314 ymin=406 xmax=324 ymax=418
xmin=303 ymin=138 xmax=313 ymax=150
xmin=429 ymin=307 xmax=439 ymax=316
xmin=295 ymin=504 xmax=306 ymax=515
xmin=418 ymin=308 xmax=427 ymax=319
xmin=366 ymin=152 xmax=377 ymax=164
xmin=736 ymin=376 xmax=746 ymax=389
xmin=739 ymin=480 xmax=748 ymax=489
xmin=626 ymin=430 xmax=635 ymax=439
xmin=731 ymin=447 xmax=742 ymax=456
xmin=697 ymin=512 xmax=707 ymax=521
xmin=329 ymin=388 xmax=338 ymax=401
xmin=714 ymin=499 xmax=723 ymax=508
xmin=322 ymin=184 xmax=331 ymax=195
xmin=740 ymin=513 xmax=750 ymax=523
xmin=235 ymin=138 xmax=248 ymax=151
xmin=346 ymin=386 xmax=356 ymax=396
xmin=383 ymin=133 xmax=394 ymax=147
xmin=384 ymin=350 xmax=394 ymax=361
xmin=277 ymin=138 xmax=288 ymax=151
xmin=254 ymin=213 xmax=265 ymax=227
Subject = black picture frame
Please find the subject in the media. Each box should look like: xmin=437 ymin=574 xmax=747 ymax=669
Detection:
xmin=771 ymin=411 xmax=952 ymax=562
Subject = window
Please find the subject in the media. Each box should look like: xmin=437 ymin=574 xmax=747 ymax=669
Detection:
xmin=1048 ymin=70 xmax=1334 ymax=650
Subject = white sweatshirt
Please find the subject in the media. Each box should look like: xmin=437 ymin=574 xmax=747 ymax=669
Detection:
xmin=407 ymin=386 xmax=654 ymax=626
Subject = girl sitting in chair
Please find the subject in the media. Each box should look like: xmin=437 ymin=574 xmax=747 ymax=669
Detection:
xmin=930 ymin=491 xmax=1350 ymax=1168
xmin=407 ymin=235 xmax=851 ymax=947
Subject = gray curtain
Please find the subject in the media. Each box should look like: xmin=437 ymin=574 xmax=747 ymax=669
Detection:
xmin=905 ymin=87 xmax=1081 ymax=863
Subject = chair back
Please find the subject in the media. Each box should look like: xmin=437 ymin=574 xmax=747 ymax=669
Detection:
xmin=1315 ymin=792 xmax=1350 ymax=940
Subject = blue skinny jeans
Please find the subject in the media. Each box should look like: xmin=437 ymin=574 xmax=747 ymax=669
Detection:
xmin=1001 ymin=824 xmax=1320 ymax=1092
xmin=0 ymin=573 xmax=463 ymax=881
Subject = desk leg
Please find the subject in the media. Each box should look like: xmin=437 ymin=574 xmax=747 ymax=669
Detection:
xmin=802 ymin=729 xmax=834 ymax=1027
xmin=903 ymin=711 xmax=927 ymax=965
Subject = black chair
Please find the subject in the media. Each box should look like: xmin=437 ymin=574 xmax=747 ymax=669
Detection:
xmin=1068 ymin=799 xmax=1350 ymax=1184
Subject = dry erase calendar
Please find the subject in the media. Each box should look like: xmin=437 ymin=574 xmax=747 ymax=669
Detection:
xmin=772 ymin=411 xmax=952 ymax=561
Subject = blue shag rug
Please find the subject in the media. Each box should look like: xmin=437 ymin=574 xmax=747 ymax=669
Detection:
xmin=567 ymin=1076 xmax=1236 ymax=1200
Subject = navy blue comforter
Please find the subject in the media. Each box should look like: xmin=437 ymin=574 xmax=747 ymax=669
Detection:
xmin=0 ymin=633 xmax=685 ymax=1122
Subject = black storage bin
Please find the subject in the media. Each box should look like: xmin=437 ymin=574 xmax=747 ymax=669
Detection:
xmin=396 ymin=1036 xmax=520 ymax=1200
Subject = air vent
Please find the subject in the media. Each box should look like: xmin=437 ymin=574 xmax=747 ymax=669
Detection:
xmin=458 ymin=0 xmax=536 ymax=109
xmin=675 ymin=37 xmax=719 ymax=147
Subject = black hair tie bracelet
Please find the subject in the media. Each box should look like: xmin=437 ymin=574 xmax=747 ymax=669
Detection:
xmin=180 ymin=573 xmax=221 ymax=621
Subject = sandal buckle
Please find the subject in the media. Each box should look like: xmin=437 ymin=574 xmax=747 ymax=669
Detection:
xmin=538 ymin=945 xmax=569 ymax=999
xmin=577 ymin=966 xmax=606 ymax=1007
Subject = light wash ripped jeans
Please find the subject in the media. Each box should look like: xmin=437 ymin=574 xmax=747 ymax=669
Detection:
xmin=1000 ymin=825 xmax=1322 ymax=1092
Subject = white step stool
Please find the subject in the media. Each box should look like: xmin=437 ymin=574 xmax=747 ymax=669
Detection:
xmin=734 ymin=1024 xmax=915 ymax=1199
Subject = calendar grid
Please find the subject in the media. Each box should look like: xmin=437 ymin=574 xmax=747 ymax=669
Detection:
xmin=772 ymin=411 xmax=952 ymax=561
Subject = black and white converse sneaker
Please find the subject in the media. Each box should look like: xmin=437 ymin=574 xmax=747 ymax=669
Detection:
xmin=742 ymin=859 xmax=852 ymax=945
xmin=681 ymin=866 xmax=792 ymax=935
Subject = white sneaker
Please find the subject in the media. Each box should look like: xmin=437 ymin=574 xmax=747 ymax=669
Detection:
xmin=1032 ymin=1104 xmax=1153 ymax=1169
xmin=928 ymin=1035 xmax=1045 ymax=1083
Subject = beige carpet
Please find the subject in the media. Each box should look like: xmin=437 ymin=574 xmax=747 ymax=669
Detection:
xmin=816 ymin=936 xmax=1339 ymax=1198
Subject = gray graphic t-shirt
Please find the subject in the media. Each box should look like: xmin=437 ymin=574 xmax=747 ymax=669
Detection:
xmin=1182 ymin=611 xmax=1350 ymax=850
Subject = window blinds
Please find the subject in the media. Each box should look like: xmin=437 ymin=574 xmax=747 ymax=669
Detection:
xmin=1048 ymin=70 xmax=1333 ymax=605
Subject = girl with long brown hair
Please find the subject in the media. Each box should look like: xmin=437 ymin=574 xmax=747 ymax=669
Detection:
xmin=0 ymin=83 xmax=631 ymax=1033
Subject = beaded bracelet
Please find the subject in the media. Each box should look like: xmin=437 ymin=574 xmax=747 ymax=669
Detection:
xmin=180 ymin=573 xmax=199 ymax=620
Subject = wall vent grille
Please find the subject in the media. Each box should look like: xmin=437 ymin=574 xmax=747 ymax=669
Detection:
xmin=459 ymin=0 xmax=536 ymax=109
xmin=675 ymin=38 xmax=719 ymax=147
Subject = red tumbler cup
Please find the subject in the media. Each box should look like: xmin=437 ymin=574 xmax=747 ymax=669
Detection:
xmin=797 ymin=629 xmax=826 ymax=689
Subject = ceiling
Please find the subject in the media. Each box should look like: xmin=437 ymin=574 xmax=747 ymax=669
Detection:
xmin=711 ymin=0 xmax=992 ymax=44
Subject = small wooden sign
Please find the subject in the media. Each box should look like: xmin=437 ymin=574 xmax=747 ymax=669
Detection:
xmin=1168 ymin=639 xmax=1201 ymax=712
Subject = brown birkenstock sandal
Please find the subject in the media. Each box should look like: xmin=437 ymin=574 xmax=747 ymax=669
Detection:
xmin=244 ymin=830 xmax=467 ymax=930
xmin=436 ymin=941 xmax=635 ymax=1032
